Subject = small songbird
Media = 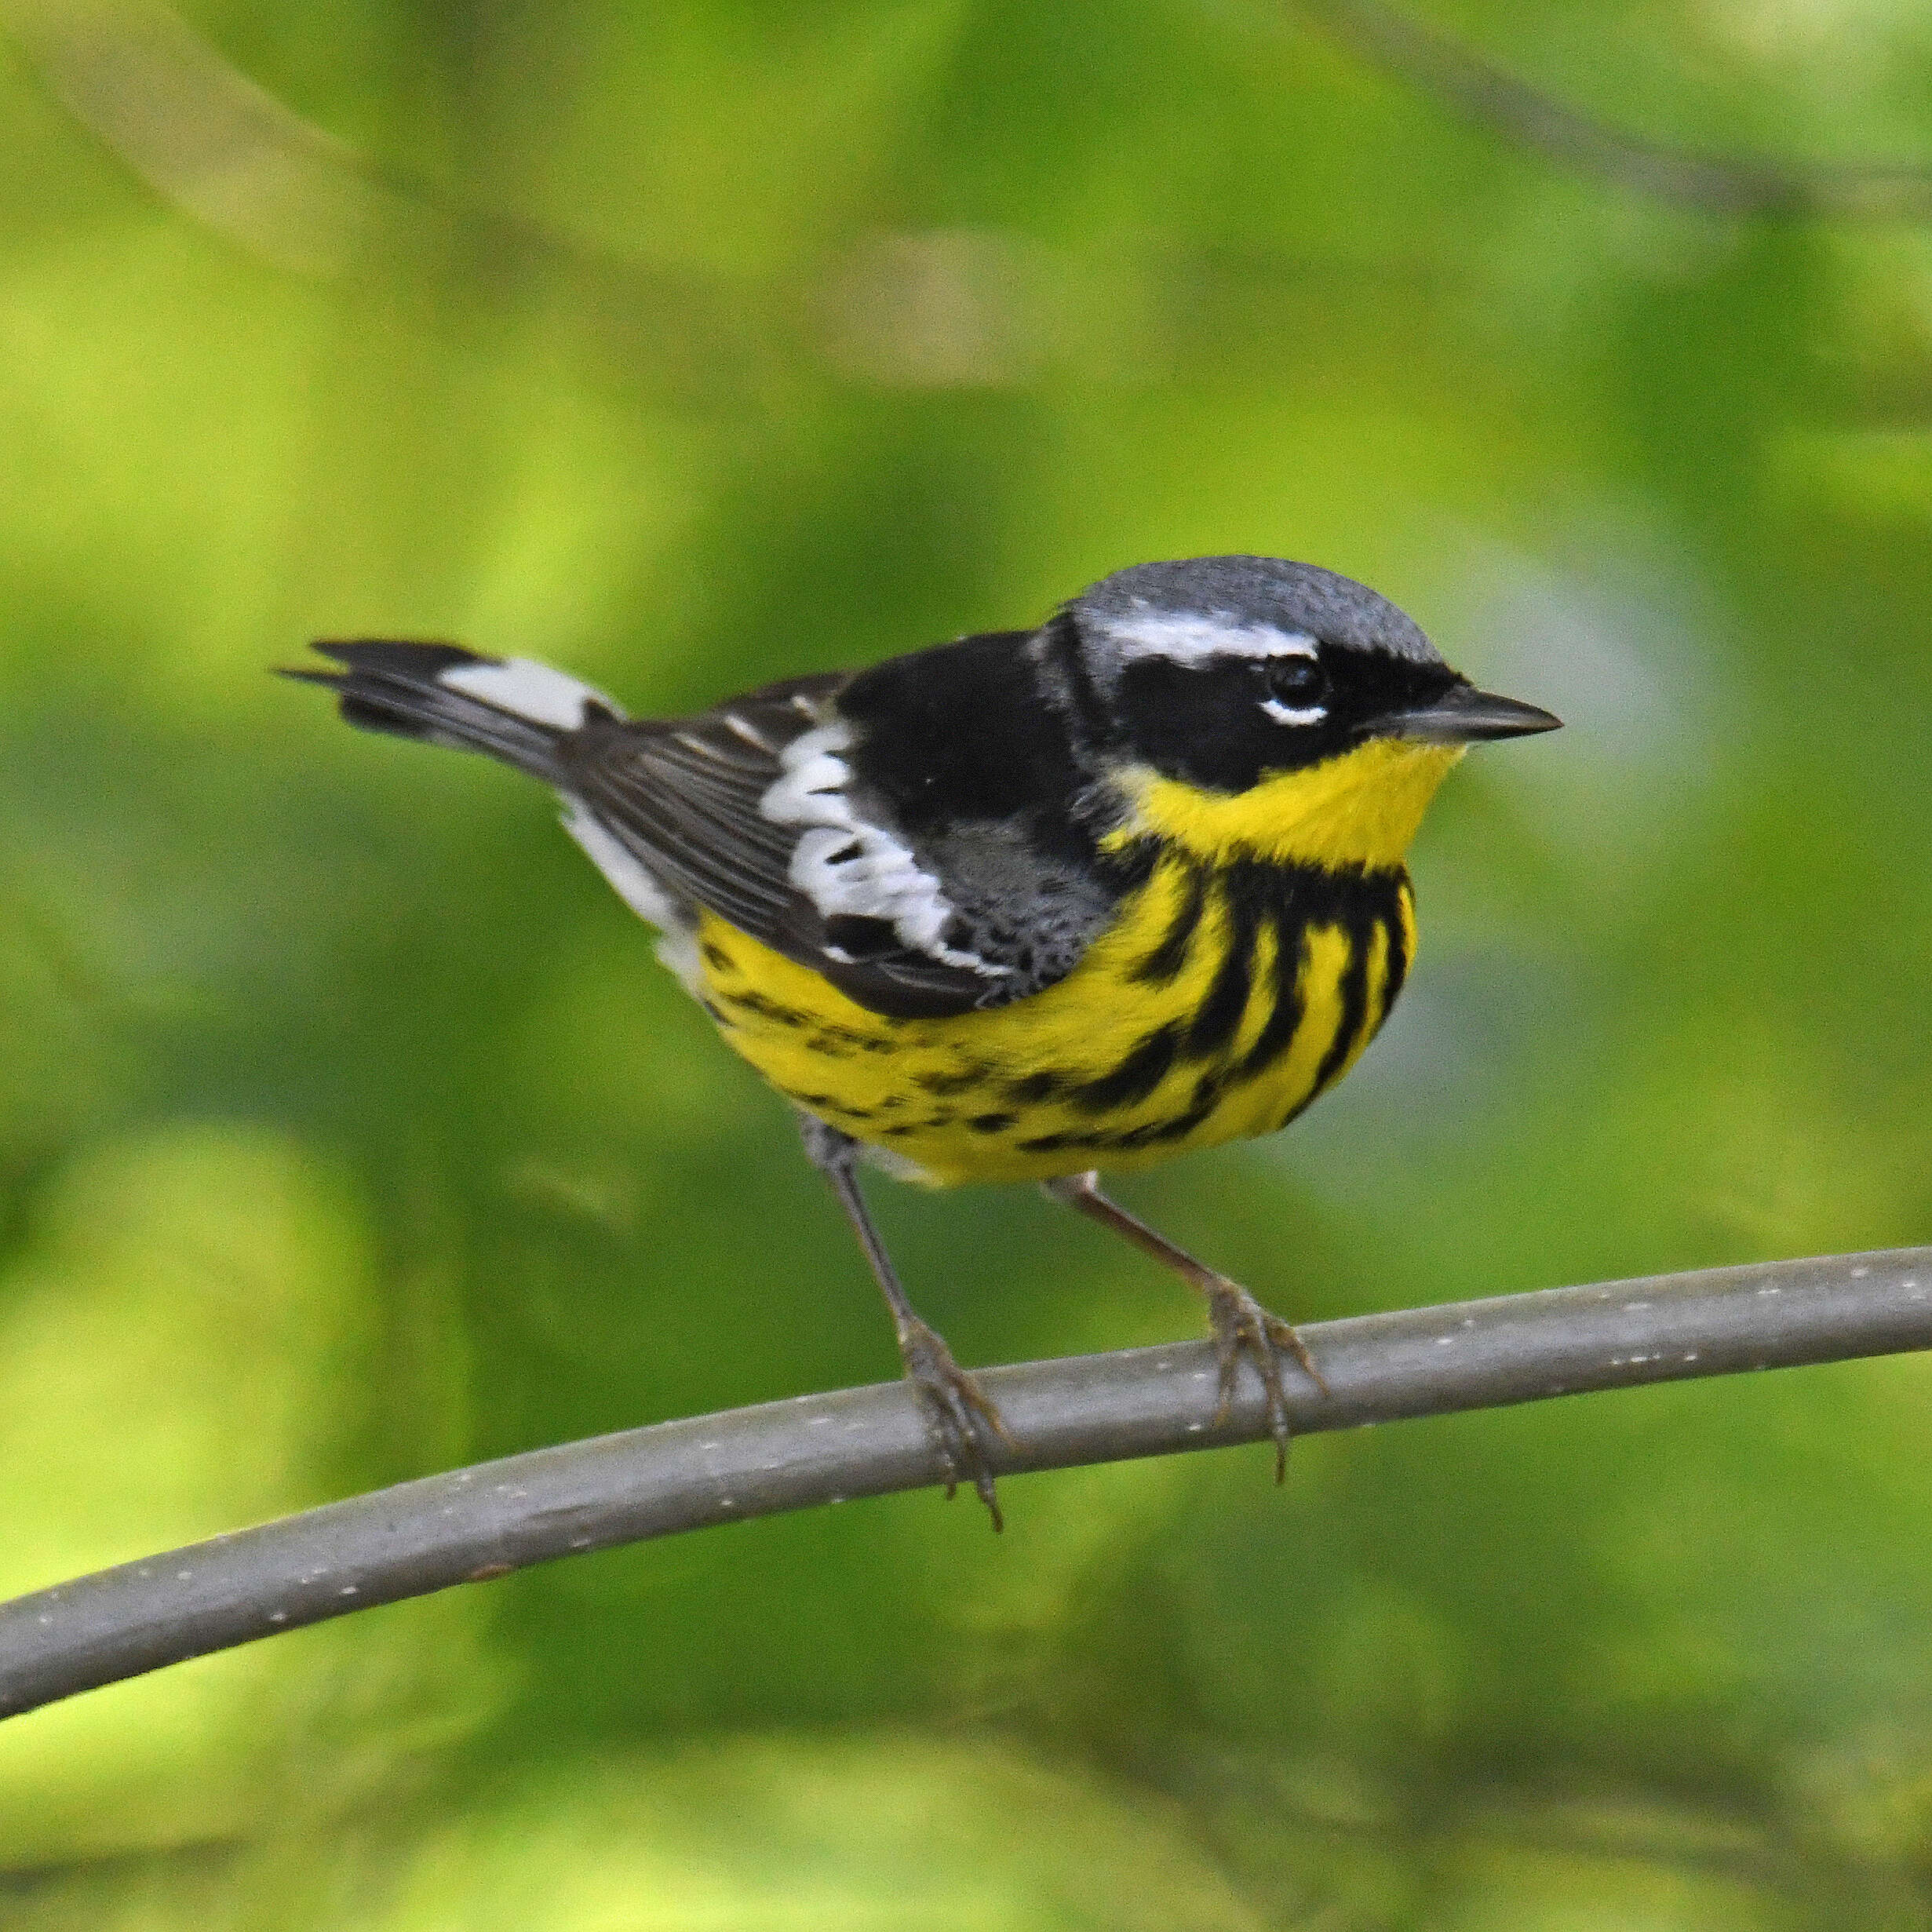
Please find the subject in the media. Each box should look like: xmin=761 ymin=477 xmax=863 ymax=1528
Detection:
xmin=290 ymin=556 xmax=1557 ymax=1524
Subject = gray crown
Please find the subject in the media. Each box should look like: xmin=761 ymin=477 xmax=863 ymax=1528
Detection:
xmin=1073 ymin=556 xmax=1440 ymax=665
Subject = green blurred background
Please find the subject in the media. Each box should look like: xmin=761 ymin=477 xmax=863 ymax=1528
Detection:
xmin=2 ymin=1 xmax=1931 ymax=1924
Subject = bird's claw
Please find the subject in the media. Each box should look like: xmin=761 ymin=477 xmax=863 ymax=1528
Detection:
xmin=1203 ymin=1277 xmax=1329 ymax=1483
xmin=896 ymin=1314 xmax=1010 ymax=1530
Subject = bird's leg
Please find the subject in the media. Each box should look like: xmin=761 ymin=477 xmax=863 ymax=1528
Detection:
xmin=798 ymin=1117 xmax=1008 ymax=1529
xmin=1041 ymin=1170 xmax=1329 ymax=1482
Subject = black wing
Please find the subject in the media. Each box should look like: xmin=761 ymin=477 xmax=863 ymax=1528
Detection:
xmin=558 ymin=676 xmax=1015 ymax=1020
xmin=292 ymin=636 xmax=1103 ymax=1022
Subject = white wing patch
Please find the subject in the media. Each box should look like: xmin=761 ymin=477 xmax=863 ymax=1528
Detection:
xmin=1104 ymin=613 xmax=1318 ymax=667
xmin=442 ymin=657 xmax=622 ymax=731
xmin=560 ymin=798 xmax=704 ymax=994
xmin=760 ymin=723 xmax=1010 ymax=979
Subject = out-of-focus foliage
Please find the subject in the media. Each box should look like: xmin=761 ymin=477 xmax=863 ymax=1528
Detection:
xmin=2 ymin=1 xmax=1931 ymax=1924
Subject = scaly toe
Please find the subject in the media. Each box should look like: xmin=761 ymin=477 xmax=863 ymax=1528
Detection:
xmin=1202 ymin=1278 xmax=1324 ymax=1482
xmin=1259 ymin=1308 xmax=1330 ymax=1397
xmin=895 ymin=1317 xmax=1007 ymax=1531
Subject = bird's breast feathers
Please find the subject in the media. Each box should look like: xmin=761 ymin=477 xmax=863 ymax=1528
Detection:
xmin=695 ymin=846 xmax=1416 ymax=1187
xmin=685 ymin=724 xmax=1450 ymax=1186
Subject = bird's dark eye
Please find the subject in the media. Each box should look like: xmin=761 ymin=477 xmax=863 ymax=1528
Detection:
xmin=1265 ymin=658 xmax=1325 ymax=705
xmin=1257 ymin=654 xmax=1329 ymax=724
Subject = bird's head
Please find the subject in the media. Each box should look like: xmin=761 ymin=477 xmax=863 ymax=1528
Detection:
xmin=1046 ymin=555 xmax=1559 ymax=869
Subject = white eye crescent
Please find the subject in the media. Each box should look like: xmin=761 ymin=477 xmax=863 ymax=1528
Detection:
xmin=1260 ymin=698 xmax=1327 ymax=726
xmin=1259 ymin=654 xmax=1329 ymax=727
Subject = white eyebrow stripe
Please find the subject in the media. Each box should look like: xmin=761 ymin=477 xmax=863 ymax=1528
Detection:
xmin=1104 ymin=614 xmax=1318 ymax=665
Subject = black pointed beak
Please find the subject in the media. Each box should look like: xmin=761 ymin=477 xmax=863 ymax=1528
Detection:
xmin=1381 ymin=682 xmax=1562 ymax=745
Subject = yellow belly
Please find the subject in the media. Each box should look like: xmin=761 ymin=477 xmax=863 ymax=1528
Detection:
xmin=693 ymin=852 xmax=1413 ymax=1187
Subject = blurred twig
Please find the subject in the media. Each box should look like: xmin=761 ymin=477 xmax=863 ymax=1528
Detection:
xmin=5 ymin=0 xmax=408 ymax=277
xmin=17 ymin=0 xmax=1932 ymax=394
xmin=1 ymin=0 xmax=765 ymax=399
xmin=1293 ymin=0 xmax=1932 ymax=218
xmin=2 ymin=1245 xmax=1927 ymax=1720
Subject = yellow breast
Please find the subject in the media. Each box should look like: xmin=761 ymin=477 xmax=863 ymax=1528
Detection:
xmin=692 ymin=871 xmax=1409 ymax=1186
xmin=691 ymin=738 xmax=1452 ymax=1186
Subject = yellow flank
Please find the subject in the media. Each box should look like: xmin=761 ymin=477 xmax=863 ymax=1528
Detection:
xmin=691 ymin=742 xmax=1454 ymax=1186
xmin=1114 ymin=739 xmax=1461 ymax=869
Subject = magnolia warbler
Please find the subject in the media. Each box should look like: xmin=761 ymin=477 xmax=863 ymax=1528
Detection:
xmin=290 ymin=556 xmax=1558 ymax=1523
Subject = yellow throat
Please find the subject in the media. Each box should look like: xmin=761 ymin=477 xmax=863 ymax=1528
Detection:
xmin=1110 ymin=738 xmax=1464 ymax=869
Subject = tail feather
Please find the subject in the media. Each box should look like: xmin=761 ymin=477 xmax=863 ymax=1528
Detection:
xmin=284 ymin=640 xmax=621 ymax=782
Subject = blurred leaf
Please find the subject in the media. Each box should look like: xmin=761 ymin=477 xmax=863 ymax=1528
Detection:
xmin=378 ymin=1736 xmax=1273 ymax=1932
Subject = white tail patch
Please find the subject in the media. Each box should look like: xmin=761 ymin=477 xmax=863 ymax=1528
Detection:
xmin=560 ymin=800 xmax=703 ymax=993
xmin=443 ymin=658 xmax=622 ymax=731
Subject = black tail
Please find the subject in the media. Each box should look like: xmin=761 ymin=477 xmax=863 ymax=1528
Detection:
xmin=283 ymin=640 xmax=585 ymax=783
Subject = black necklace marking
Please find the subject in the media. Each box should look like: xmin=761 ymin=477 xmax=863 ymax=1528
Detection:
xmin=1129 ymin=859 xmax=1208 ymax=986
xmin=1184 ymin=873 xmax=1264 ymax=1063
xmin=1009 ymin=857 xmax=1409 ymax=1155
xmin=1067 ymin=1023 xmax=1183 ymax=1114
xmin=1308 ymin=912 xmax=1375 ymax=1101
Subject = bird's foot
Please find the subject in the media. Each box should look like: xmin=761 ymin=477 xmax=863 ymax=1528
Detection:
xmin=895 ymin=1314 xmax=1010 ymax=1531
xmin=1202 ymin=1277 xmax=1329 ymax=1483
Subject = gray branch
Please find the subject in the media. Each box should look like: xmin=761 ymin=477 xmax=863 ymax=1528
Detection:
xmin=2 ymin=1246 xmax=1928 ymax=1719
